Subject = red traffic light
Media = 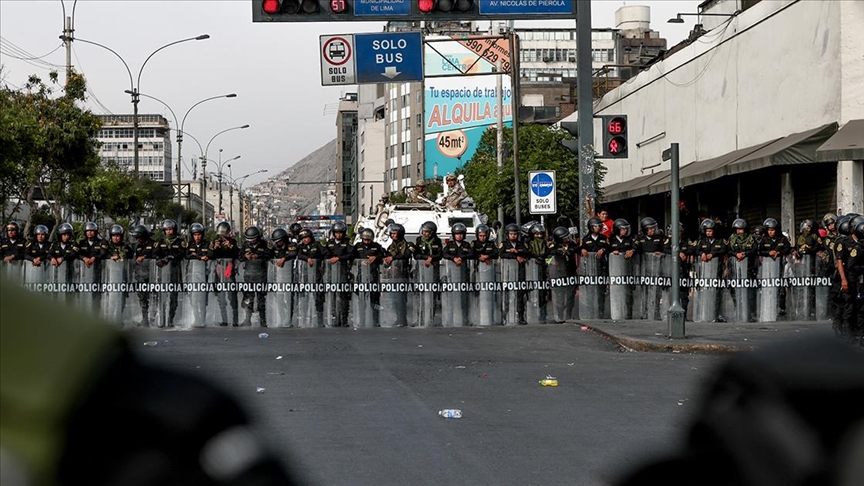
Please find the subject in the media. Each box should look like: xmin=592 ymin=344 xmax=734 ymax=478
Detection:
xmin=418 ymin=0 xmax=435 ymax=12
xmin=608 ymin=136 xmax=626 ymax=155
xmin=606 ymin=116 xmax=626 ymax=135
xmin=330 ymin=0 xmax=347 ymax=13
xmin=262 ymin=0 xmax=281 ymax=14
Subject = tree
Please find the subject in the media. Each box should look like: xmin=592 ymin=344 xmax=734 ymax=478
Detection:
xmin=462 ymin=124 xmax=606 ymax=225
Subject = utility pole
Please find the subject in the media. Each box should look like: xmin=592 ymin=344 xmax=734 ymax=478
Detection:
xmin=664 ymin=143 xmax=686 ymax=338
xmin=496 ymin=58 xmax=504 ymax=236
xmin=577 ymin=1 xmax=596 ymax=236
xmin=509 ymin=30 xmax=522 ymax=226
xmin=64 ymin=16 xmax=73 ymax=80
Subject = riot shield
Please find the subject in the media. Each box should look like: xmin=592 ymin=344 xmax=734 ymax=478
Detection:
xmin=379 ymin=259 xmax=410 ymax=328
xmin=441 ymin=260 xmax=470 ymax=327
xmin=2 ymin=260 xmax=24 ymax=286
xmin=295 ymin=259 xmax=322 ymax=328
xmin=814 ymin=255 xmax=832 ymax=322
xmin=212 ymin=258 xmax=240 ymax=327
xmin=76 ymin=259 xmax=102 ymax=315
xmin=757 ymin=256 xmax=782 ymax=322
xmin=352 ymin=260 xmax=377 ymax=328
xmin=267 ymin=260 xmax=295 ymax=328
xmin=608 ymin=253 xmax=633 ymax=321
xmin=472 ymin=259 xmax=501 ymax=326
xmin=500 ymin=259 xmax=522 ymax=326
xmin=524 ymin=259 xmax=546 ymax=325
xmin=789 ymin=255 xmax=815 ymax=321
xmin=23 ymin=260 xmax=48 ymax=290
xmin=102 ymin=259 xmax=129 ymax=326
xmin=154 ymin=260 xmax=182 ymax=328
xmin=128 ymin=259 xmax=155 ymax=327
xmin=578 ymin=253 xmax=604 ymax=320
xmin=727 ymin=257 xmax=753 ymax=323
xmin=546 ymin=254 xmax=574 ymax=324
xmin=639 ymin=253 xmax=666 ymax=321
xmin=692 ymin=258 xmax=721 ymax=322
xmin=413 ymin=261 xmax=438 ymax=327
xmin=324 ymin=261 xmax=350 ymax=327
xmin=184 ymin=260 xmax=209 ymax=328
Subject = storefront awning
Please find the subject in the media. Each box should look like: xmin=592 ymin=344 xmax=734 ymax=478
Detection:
xmin=815 ymin=119 xmax=864 ymax=162
xmin=601 ymin=171 xmax=669 ymax=203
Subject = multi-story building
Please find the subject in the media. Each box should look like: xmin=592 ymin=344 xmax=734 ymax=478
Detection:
xmin=357 ymin=83 xmax=387 ymax=216
xmin=96 ymin=114 xmax=172 ymax=181
xmin=334 ymin=93 xmax=358 ymax=222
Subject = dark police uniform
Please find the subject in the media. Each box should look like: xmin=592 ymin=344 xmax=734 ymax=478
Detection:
xmin=185 ymin=238 xmax=211 ymax=261
xmin=240 ymin=238 xmax=271 ymax=326
xmin=609 ymin=234 xmax=636 ymax=319
xmin=758 ymin=232 xmax=792 ymax=316
xmin=472 ymin=238 xmax=499 ymax=263
xmin=154 ymin=234 xmax=187 ymax=326
xmin=443 ymin=238 xmax=474 ymax=262
xmin=837 ymin=237 xmax=864 ymax=344
xmin=107 ymin=240 xmax=133 ymax=261
xmin=210 ymin=235 xmax=240 ymax=326
xmin=133 ymin=236 xmax=156 ymax=326
xmin=324 ymin=236 xmax=354 ymax=326
xmin=2 ymin=236 xmax=27 ymax=262
xmin=664 ymin=234 xmax=694 ymax=316
xmin=414 ymin=235 xmax=443 ymax=263
xmin=25 ymin=239 xmax=53 ymax=264
xmin=353 ymin=238 xmax=385 ymax=309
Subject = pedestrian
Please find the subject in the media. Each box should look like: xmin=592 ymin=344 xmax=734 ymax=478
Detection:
xmin=240 ymin=226 xmax=270 ymax=327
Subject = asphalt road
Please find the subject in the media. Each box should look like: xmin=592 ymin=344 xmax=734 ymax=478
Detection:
xmin=130 ymin=325 xmax=726 ymax=486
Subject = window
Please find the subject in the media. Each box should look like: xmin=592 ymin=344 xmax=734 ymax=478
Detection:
xmin=417 ymin=138 xmax=422 ymax=153
xmin=416 ymin=114 xmax=422 ymax=128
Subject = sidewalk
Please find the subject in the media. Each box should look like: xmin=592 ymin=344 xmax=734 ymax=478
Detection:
xmin=578 ymin=319 xmax=836 ymax=353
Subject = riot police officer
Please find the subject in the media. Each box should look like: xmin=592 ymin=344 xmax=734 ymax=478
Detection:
xmin=25 ymin=225 xmax=52 ymax=266
xmin=154 ymin=219 xmax=186 ymax=327
xmin=727 ymin=218 xmax=757 ymax=321
xmin=758 ymin=218 xmax=792 ymax=319
xmin=837 ymin=221 xmax=864 ymax=345
xmin=694 ymin=219 xmax=728 ymax=322
xmin=50 ymin=223 xmax=79 ymax=267
xmin=414 ymin=221 xmax=443 ymax=268
xmin=269 ymin=227 xmax=298 ymax=327
xmin=664 ymin=222 xmax=694 ymax=317
xmin=324 ymin=221 xmax=353 ymax=327
xmin=2 ymin=221 xmax=27 ymax=263
xmin=271 ymin=227 xmax=299 ymax=267
xmin=78 ymin=222 xmax=109 ymax=267
xmin=499 ymin=223 xmax=528 ymax=324
xmin=472 ymin=224 xmax=498 ymax=264
xmin=211 ymin=221 xmax=240 ymax=327
xmin=384 ymin=223 xmax=415 ymax=265
xmin=107 ymin=224 xmax=133 ymax=261
xmin=240 ymin=226 xmax=271 ymax=327
xmin=288 ymin=222 xmax=303 ymax=244
xmin=499 ymin=223 xmax=529 ymax=264
xmin=794 ymin=220 xmax=823 ymax=260
xmin=185 ymin=223 xmax=211 ymax=261
xmin=380 ymin=224 xmax=414 ymax=327
xmin=443 ymin=223 xmax=474 ymax=266
xmin=130 ymin=225 xmax=155 ymax=327
xmin=353 ymin=228 xmax=385 ymax=318
xmin=634 ymin=217 xmax=664 ymax=257
xmin=608 ymin=218 xmax=636 ymax=320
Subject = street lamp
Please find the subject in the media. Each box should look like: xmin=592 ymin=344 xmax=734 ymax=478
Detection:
xmin=214 ymin=151 xmax=241 ymax=216
xmin=229 ymin=169 xmax=268 ymax=231
xmin=69 ymin=34 xmax=210 ymax=178
xmin=668 ymin=12 xmax=735 ymax=23
xmin=202 ymin=124 xmax=250 ymax=225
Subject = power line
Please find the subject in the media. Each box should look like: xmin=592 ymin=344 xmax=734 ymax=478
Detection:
xmin=71 ymin=44 xmax=114 ymax=115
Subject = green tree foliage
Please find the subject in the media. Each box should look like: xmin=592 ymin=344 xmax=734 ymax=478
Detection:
xmin=462 ymin=124 xmax=606 ymax=224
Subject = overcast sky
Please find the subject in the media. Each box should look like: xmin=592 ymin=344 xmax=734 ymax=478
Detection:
xmin=1 ymin=0 xmax=700 ymax=187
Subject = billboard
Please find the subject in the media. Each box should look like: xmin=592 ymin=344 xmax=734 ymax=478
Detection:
xmin=424 ymin=36 xmax=513 ymax=180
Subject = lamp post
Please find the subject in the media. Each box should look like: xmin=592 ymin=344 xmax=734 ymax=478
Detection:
xmin=230 ymin=169 xmax=268 ymax=231
xmin=202 ymin=124 xmax=250 ymax=226
xmin=214 ymin=151 xmax=241 ymax=217
xmin=71 ymin=34 xmax=210 ymax=178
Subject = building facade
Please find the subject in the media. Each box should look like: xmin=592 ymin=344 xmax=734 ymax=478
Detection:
xmin=96 ymin=114 xmax=172 ymax=181
xmin=357 ymin=83 xmax=387 ymax=217
xmin=335 ymin=93 xmax=359 ymax=222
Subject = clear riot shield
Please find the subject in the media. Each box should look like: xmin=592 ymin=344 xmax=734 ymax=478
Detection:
xmin=23 ymin=260 xmax=48 ymax=290
xmin=212 ymin=258 xmax=240 ymax=327
xmin=101 ymin=259 xmax=129 ymax=326
xmin=154 ymin=261 xmax=181 ymax=328
xmin=76 ymin=259 xmax=102 ymax=315
xmin=789 ymin=255 xmax=815 ymax=321
xmin=524 ymin=259 xmax=546 ymax=325
xmin=579 ymin=253 xmax=604 ymax=320
xmin=128 ymin=259 xmax=155 ymax=327
xmin=184 ymin=260 xmax=209 ymax=328
xmin=472 ymin=259 xmax=501 ymax=326
xmin=546 ymin=254 xmax=574 ymax=324
xmin=608 ymin=253 xmax=633 ymax=321
xmin=413 ymin=261 xmax=438 ymax=327
xmin=2 ymin=260 xmax=24 ymax=286
xmin=352 ymin=260 xmax=377 ymax=328
xmin=814 ymin=255 xmax=832 ymax=321
xmin=692 ymin=258 xmax=721 ymax=323
xmin=639 ymin=253 xmax=666 ymax=321
xmin=500 ymin=259 xmax=522 ymax=326
xmin=267 ymin=260 xmax=295 ymax=328
xmin=380 ymin=259 xmax=411 ymax=328
xmin=727 ymin=257 xmax=753 ymax=323
xmin=295 ymin=259 xmax=322 ymax=328
xmin=442 ymin=260 xmax=470 ymax=327
xmin=324 ymin=261 xmax=350 ymax=328
xmin=757 ymin=256 xmax=783 ymax=322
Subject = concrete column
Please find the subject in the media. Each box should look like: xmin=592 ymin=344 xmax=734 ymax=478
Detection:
xmin=780 ymin=171 xmax=795 ymax=238
xmin=837 ymin=160 xmax=863 ymax=214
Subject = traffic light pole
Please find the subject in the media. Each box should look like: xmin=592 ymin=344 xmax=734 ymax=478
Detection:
xmin=510 ymin=31 xmax=522 ymax=227
xmin=576 ymin=1 xmax=596 ymax=236
xmin=666 ymin=143 xmax=686 ymax=338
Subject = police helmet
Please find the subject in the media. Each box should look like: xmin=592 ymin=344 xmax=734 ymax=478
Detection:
xmin=244 ymin=226 xmax=262 ymax=241
xmin=531 ymin=224 xmax=546 ymax=236
xmin=5 ymin=221 xmax=20 ymax=232
xmin=851 ymin=215 xmax=864 ymax=230
xmin=640 ymin=217 xmax=657 ymax=233
xmin=57 ymin=223 xmax=74 ymax=235
xmin=35 ymin=225 xmax=50 ymax=235
xmin=130 ymin=224 xmax=148 ymax=238
xmin=216 ymin=221 xmax=231 ymax=236
xmin=298 ymin=229 xmax=313 ymax=240
xmin=552 ymin=226 xmax=570 ymax=243
xmin=289 ymin=223 xmax=302 ymax=234
xmin=666 ymin=222 xmax=685 ymax=236
xmin=613 ymin=218 xmax=630 ymax=236
xmin=162 ymin=219 xmax=177 ymax=231
xmin=799 ymin=220 xmax=814 ymax=234
xmin=700 ymin=218 xmax=716 ymax=235
xmin=190 ymin=223 xmax=205 ymax=235
xmin=589 ymin=217 xmax=603 ymax=231
xmin=763 ymin=218 xmax=779 ymax=230
xmin=476 ymin=224 xmax=490 ymax=236
xmin=271 ymin=227 xmax=288 ymax=243
xmin=753 ymin=226 xmax=764 ymax=236
xmin=452 ymin=223 xmax=467 ymax=236
xmin=84 ymin=221 xmax=98 ymax=232
xmin=109 ymin=224 xmax=124 ymax=236
xmin=822 ymin=213 xmax=837 ymax=228
xmin=732 ymin=218 xmax=748 ymax=230
xmin=332 ymin=221 xmax=348 ymax=234
xmin=505 ymin=223 xmax=521 ymax=234
xmin=421 ymin=221 xmax=438 ymax=234
xmin=360 ymin=228 xmax=374 ymax=241
xmin=389 ymin=224 xmax=405 ymax=238
xmin=854 ymin=222 xmax=864 ymax=239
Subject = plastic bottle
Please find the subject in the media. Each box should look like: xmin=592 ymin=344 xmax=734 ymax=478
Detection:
xmin=439 ymin=409 xmax=462 ymax=419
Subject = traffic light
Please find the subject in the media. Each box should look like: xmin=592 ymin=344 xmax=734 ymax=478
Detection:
xmin=601 ymin=115 xmax=628 ymax=158
xmin=417 ymin=0 xmax=475 ymax=14
xmin=559 ymin=121 xmax=580 ymax=155
xmin=259 ymin=0 xmax=329 ymax=19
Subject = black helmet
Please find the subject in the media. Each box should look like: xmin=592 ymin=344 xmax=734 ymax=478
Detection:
xmin=271 ymin=227 xmax=288 ymax=243
xmin=854 ymin=222 xmax=864 ymax=239
xmin=389 ymin=224 xmax=405 ymax=238
xmin=799 ymin=220 xmax=814 ymax=234
xmin=763 ymin=218 xmax=779 ymax=230
xmin=613 ymin=218 xmax=630 ymax=236
xmin=190 ymin=223 xmax=205 ymax=235
xmin=5 ymin=221 xmax=20 ymax=232
xmin=837 ymin=215 xmax=853 ymax=236
xmin=666 ymin=222 xmax=684 ymax=235
xmin=452 ymin=223 xmax=467 ymax=236
xmin=588 ymin=217 xmax=603 ymax=231
xmin=109 ymin=224 xmax=124 ymax=236
xmin=505 ymin=223 xmax=520 ymax=234
xmin=851 ymin=215 xmax=864 ymax=231
xmin=162 ymin=219 xmax=177 ymax=231
xmin=84 ymin=222 xmax=98 ymax=232
xmin=822 ymin=213 xmax=837 ymax=228
xmin=298 ymin=229 xmax=313 ymax=240
xmin=421 ymin=221 xmax=437 ymax=234
xmin=216 ymin=221 xmax=231 ymax=236
xmin=531 ymin=224 xmax=546 ymax=236
xmin=130 ymin=224 xmax=148 ymax=238
xmin=57 ymin=223 xmax=74 ymax=235
xmin=289 ymin=223 xmax=302 ymax=234
xmin=552 ymin=226 xmax=570 ymax=243
xmin=753 ymin=226 xmax=764 ymax=236
xmin=700 ymin=218 xmax=716 ymax=235
xmin=360 ymin=228 xmax=374 ymax=240
xmin=35 ymin=225 xmax=49 ymax=235
xmin=640 ymin=217 xmax=657 ymax=233
xmin=332 ymin=221 xmax=348 ymax=233
xmin=244 ymin=226 xmax=262 ymax=241
xmin=732 ymin=218 xmax=747 ymax=230
xmin=476 ymin=224 xmax=490 ymax=235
